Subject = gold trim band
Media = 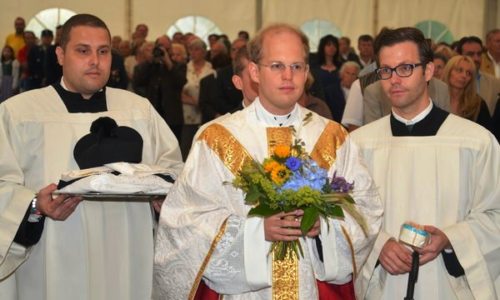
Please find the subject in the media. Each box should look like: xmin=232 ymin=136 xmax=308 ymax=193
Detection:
xmin=189 ymin=218 xmax=229 ymax=300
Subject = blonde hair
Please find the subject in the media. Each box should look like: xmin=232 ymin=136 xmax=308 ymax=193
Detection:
xmin=171 ymin=43 xmax=187 ymax=59
xmin=442 ymin=55 xmax=482 ymax=120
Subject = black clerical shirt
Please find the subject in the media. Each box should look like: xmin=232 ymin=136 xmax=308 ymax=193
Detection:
xmin=52 ymin=82 xmax=107 ymax=112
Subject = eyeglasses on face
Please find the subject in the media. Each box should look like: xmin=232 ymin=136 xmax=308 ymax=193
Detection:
xmin=259 ymin=61 xmax=308 ymax=74
xmin=376 ymin=63 xmax=425 ymax=80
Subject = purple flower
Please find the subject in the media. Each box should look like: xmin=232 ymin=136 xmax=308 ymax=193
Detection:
xmin=330 ymin=172 xmax=354 ymax=193
xmin=285 ymin=157 xmax=301 ymax=171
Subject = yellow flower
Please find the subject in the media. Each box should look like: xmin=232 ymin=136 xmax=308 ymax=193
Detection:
xmin=274 ymin=145 xmax=291 ymax=158
xmin=264 ymin=160 xmax=280 ymax=173
xmin=271 ymin=164 xmax=290 ymax=185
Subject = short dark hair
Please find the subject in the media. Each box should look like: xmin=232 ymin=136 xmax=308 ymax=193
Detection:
xmin=41 ymin=29 xmax=53 ymax=37
xmin=208 ymin=33 xmax=219 ymax=41
xmin=59 ymin=14 xmax=110 ymax=50
xmin=340 ymin=36 xmax=351 ymax=46
xmin=358 ymin=34 xmax=374 ymax=44
xmin=238 ymin=30 xmax=250 ymax=41
xmin=374 ymin=27 xmax=433 ymax=65
xmin=456 ymin=36 xmax=483 ymax=54
xmin=433 ymin=52 xmax=448 ymax=64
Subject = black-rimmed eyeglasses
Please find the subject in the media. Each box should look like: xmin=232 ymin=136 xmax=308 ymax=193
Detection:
xmin=376 ymin=63 xmax=425 ymax=80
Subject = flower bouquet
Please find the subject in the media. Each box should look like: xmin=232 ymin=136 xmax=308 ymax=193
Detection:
xmin=232 ymin=139 xmax=368 ymax=260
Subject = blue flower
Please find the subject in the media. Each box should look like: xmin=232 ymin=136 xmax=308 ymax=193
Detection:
xmin=285 ymin=157 xmax=302 ymax=171
xmin=280 ymin=159 xmax=328 ymax=192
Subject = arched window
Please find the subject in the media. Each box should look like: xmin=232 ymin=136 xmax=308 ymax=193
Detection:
xmin=167 ymin=16 xmax=222 ymax=44
xmin=415 ymin=20 xmax=454 ymax=45
xmin=301 ymin=19 xmax=342 ymax=53
xmin=26 ymin=8 xmax=76 ymax=38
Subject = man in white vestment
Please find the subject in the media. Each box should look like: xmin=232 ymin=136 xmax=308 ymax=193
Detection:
xmin=352 ymin=27 xmax=500 ymax=300
xmin=0 ymin=14 xmax=183 ymax=300
xmin=153 ymin=23 xmax=383 ymax=299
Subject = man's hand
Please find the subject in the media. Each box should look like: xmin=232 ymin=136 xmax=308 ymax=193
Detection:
xmin=264 ymin=211 xmax=303 ymax=242
xmin=151 ymin=197 xmax=166 ymax=214
xmin=36 ymin=183 xmax=82 ymax=221
xmin=379 ymin=239 xmax=413 ymax=275
xmin=416 ymin=225 xmax=451 ymax=266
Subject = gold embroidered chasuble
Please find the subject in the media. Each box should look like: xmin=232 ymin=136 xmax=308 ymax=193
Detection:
xmin=153 ymin=102 xmax=382 ymax=300
xmin=192 ymin=122 xmax=347 ymax=299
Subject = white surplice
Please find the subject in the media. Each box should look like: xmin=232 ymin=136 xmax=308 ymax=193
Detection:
xmin=0 ymin=86 xmax=183 ymax=300
xmin=153 ymin=98 xmax=383 ymax=299
xmin=352 ymin=114 xmax=500 ymax=300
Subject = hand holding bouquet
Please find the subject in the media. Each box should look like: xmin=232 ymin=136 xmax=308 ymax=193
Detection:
xmin=232 ymin=139 xmax=368 ymax=260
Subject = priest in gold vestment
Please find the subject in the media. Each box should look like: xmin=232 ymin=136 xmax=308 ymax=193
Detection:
xmin=154 ymin=23 xmax=383 ymax=299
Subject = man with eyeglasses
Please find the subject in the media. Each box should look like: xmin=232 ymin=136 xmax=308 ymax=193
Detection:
xmin=362 ymin=56 xmax=450 ymax=125
xmin=154 ymin=23 xmax=383 ymax=299
xmin=363 ymin=72 xmax=450 ymax=125
xmin=352 ymin=27 xmax=500 ymax=299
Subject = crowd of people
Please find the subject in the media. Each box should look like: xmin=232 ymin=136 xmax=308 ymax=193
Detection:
xmin=0 ymin=13 xmax=499 ymax=300
xmin=2 ymin=16 xmax=499 ymax=144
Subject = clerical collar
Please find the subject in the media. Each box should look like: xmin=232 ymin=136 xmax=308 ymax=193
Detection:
xmin=254 ymin=97 xmax=299 ymax=127
xmin=391 ymin=103 xmax=449 ymax=136
xmin=392 ymin=100 xmax=433 ymax=126
xmin=53 ymin=78 xmax=107 ymax=113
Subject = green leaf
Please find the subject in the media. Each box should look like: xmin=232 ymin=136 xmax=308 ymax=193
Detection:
xmin=325 ymin=205 xmax=345 ymax=218
xmin=245 ymin=185 xmax=261 ymax=204
xmin=248 ymin=203 xmax=279 ymax=217
xmin=300 ymin=207 xmax=319 ymax=235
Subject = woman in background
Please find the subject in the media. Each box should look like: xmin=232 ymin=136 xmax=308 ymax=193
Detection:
xmin=171 ymin=43 xmax=188 ymax=64
xmin=180 ymin=38 xmax=214 ymax=159
xmin=442 ymin=55 xmax=494 ymax=135
xmin=311 ymin=35 xmax=344 ymax=121
xmin=0 ymin=45 xmax=20 ymax=102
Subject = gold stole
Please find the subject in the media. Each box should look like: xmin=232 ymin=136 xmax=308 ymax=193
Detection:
xmin=267 ymin=123 xmax=347 ymax=299
xmin=193 ymin=121 xmax=348 ymax=299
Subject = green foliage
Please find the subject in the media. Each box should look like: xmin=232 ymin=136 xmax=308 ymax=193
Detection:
xmin=231 ymin=128 xmax=367 ymax=260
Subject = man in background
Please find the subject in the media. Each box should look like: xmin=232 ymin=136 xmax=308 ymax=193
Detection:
xmin=5 ymin=17 xmax=26 ymax=56
xmin=481 ymin=29 xmax=500 ymax=78
xmin=27 ymin=29 xmax=55 ymax=89
xmin=357 ymin=34 xmax=375 ymax=69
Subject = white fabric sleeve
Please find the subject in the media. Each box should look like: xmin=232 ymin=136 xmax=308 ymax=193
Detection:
xmin=148 ymin=105 xmax=184 ymax=175
xmin=341 ymin=79 xmax=364 ymax=127
xmin=328 ymin=136 xmax=383 ymax=277
xmin=0 ymin=104 xmax=35 ymax=280
xmin=443 ymin=132 xmax=500 ymax=299
xmin=307 ymin=219 xmax=353 ymax=284
xmin=204 ymin=215 xmax=271 ymax=293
